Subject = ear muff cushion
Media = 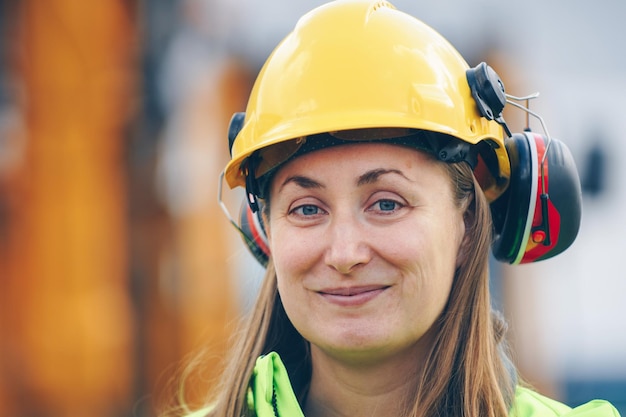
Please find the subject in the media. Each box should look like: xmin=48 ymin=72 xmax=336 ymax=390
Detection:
xmin=238 ymin=199 xmax=270 ymax=267
xmin=491 ymin=133 xmax=536 ymax=263
xmin=526 ymin=136 xmax=582 ymax=262
xmin=491 ymin=132 xmax=583 ymax=264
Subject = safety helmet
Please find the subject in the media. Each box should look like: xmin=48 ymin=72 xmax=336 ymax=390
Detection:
xmin=225 ymin=0 xmax=510 ymax=202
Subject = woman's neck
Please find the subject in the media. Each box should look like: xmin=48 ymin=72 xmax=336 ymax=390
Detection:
xmin=303 ymin=346 xmax=425 ymax=417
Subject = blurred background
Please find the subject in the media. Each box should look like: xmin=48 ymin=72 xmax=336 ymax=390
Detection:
xmin=0 ymin=0 xmax=624 ymax=416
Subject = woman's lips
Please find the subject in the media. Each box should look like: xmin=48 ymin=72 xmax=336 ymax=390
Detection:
xmin=318 ymin=285 xmax=389 ymax=307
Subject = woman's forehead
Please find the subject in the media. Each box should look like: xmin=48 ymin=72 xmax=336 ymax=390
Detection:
xmin=270 ymin=142 xmax=447 ymax=193
xmin=280 ymin=141 xmax=431 ymax=171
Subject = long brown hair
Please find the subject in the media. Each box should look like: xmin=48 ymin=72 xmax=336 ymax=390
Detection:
xmin=197 ymin=158 xmax=515 ymax=417
xmin=406 ymin=161 xmax=516 ymax=417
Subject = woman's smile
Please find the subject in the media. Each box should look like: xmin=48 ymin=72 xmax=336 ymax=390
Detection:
xmin=317 ymin=284 xmax=391 ymax=307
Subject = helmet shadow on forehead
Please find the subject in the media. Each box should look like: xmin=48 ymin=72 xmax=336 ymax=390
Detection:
xmin=251 ymin=128 xmax=489 ymax=201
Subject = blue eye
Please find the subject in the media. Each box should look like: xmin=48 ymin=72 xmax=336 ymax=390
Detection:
xmin=293 ymin=204 xmax=321 ymax=216
xmin=376 ymin=199 xmax=399 ymax=211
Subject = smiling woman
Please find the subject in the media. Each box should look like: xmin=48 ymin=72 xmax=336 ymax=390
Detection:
xmin=172 ymin=1 xmax=619 ymax=417
xmin=269 ymin=143 xmax=463 ymax=368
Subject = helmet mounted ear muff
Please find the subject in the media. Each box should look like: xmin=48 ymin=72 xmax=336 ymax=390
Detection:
xmin=238 ymin=197 xmax=269 ymax=267
xmin=489 ymin=132 xmax=582 ymax=263
xmin=465 ymin=62 xmax=582 ymax=264
xmin=219 ymin=1 xmax=582 ymax=267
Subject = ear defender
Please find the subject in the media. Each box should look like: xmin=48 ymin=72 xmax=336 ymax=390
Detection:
xmin=224 ymin=112 xmax=270 ymax=266
xmin=238 ymin=198 xmax=270 ymax=267
xmin=467 ymin=62 xmax=582 ymax=264
xmin=490 ymin=132 xmax=582 ymax=263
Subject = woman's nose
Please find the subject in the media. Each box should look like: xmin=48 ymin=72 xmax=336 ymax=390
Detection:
xmin=324 ymin=215 xmax=372 ymax=274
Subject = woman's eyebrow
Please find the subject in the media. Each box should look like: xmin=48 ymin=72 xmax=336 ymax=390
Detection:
xmin=278 ymin=168 xmax=411 ymax=191
xmin=357 ymin=168 xmax=411 ymax=186
xmin=279 ymin=175 xmax=325 ymax=192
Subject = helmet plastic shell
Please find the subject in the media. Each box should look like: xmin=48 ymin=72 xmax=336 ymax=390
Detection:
xmin=225 ymin=0 xmax=510 ymax=200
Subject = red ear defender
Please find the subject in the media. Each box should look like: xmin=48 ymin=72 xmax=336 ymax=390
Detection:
xmin=467 ymin=63 xmax=583 ymax=264
xmin=238 ymin=199 xmax=270 ymax=267
xmin=490 ymin=132 xmax=582 ymax=264
xmin=217 ymin=169 xmax=270 ymax=268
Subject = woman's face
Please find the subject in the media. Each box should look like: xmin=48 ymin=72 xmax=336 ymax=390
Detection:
xmin=268 ymin=142 xmax=467 ymax=364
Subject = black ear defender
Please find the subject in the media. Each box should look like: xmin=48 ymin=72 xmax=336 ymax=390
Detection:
xmin=467 ymin=62 xmax=582 ymax=264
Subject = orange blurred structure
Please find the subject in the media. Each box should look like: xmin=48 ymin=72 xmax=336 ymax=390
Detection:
xmin=1 ymin=1 xmax=136 ymax=415
xmin=0 ymin=1 xmax=255 ymax=415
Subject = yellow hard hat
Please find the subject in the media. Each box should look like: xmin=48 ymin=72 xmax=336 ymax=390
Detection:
xmin=225 ymin=0 xmax=511 ymax=202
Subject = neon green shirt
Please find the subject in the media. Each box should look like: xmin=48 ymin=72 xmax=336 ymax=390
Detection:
xmin=188 ymin=352 xmax=620 ymax=417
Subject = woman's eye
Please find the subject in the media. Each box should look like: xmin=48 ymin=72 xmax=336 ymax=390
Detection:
xmin=291 ymin=204 xmax=323 ymax=216
xmin=371 ymin=199 xmax=403 ymax=212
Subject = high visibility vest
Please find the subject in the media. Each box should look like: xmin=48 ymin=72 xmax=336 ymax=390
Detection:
xmin=187 ymin=352 xmax=621 ymax=417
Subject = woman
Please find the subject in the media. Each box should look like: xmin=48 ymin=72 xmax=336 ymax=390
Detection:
xmin=182 ymin=1 xmax=620 ymax=416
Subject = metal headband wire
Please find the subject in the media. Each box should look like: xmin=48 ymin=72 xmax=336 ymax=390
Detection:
xmin=218 ymin=170 xmax=251 ymax=241
xmin=505 ymin=92 xmax=552 ymax=196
